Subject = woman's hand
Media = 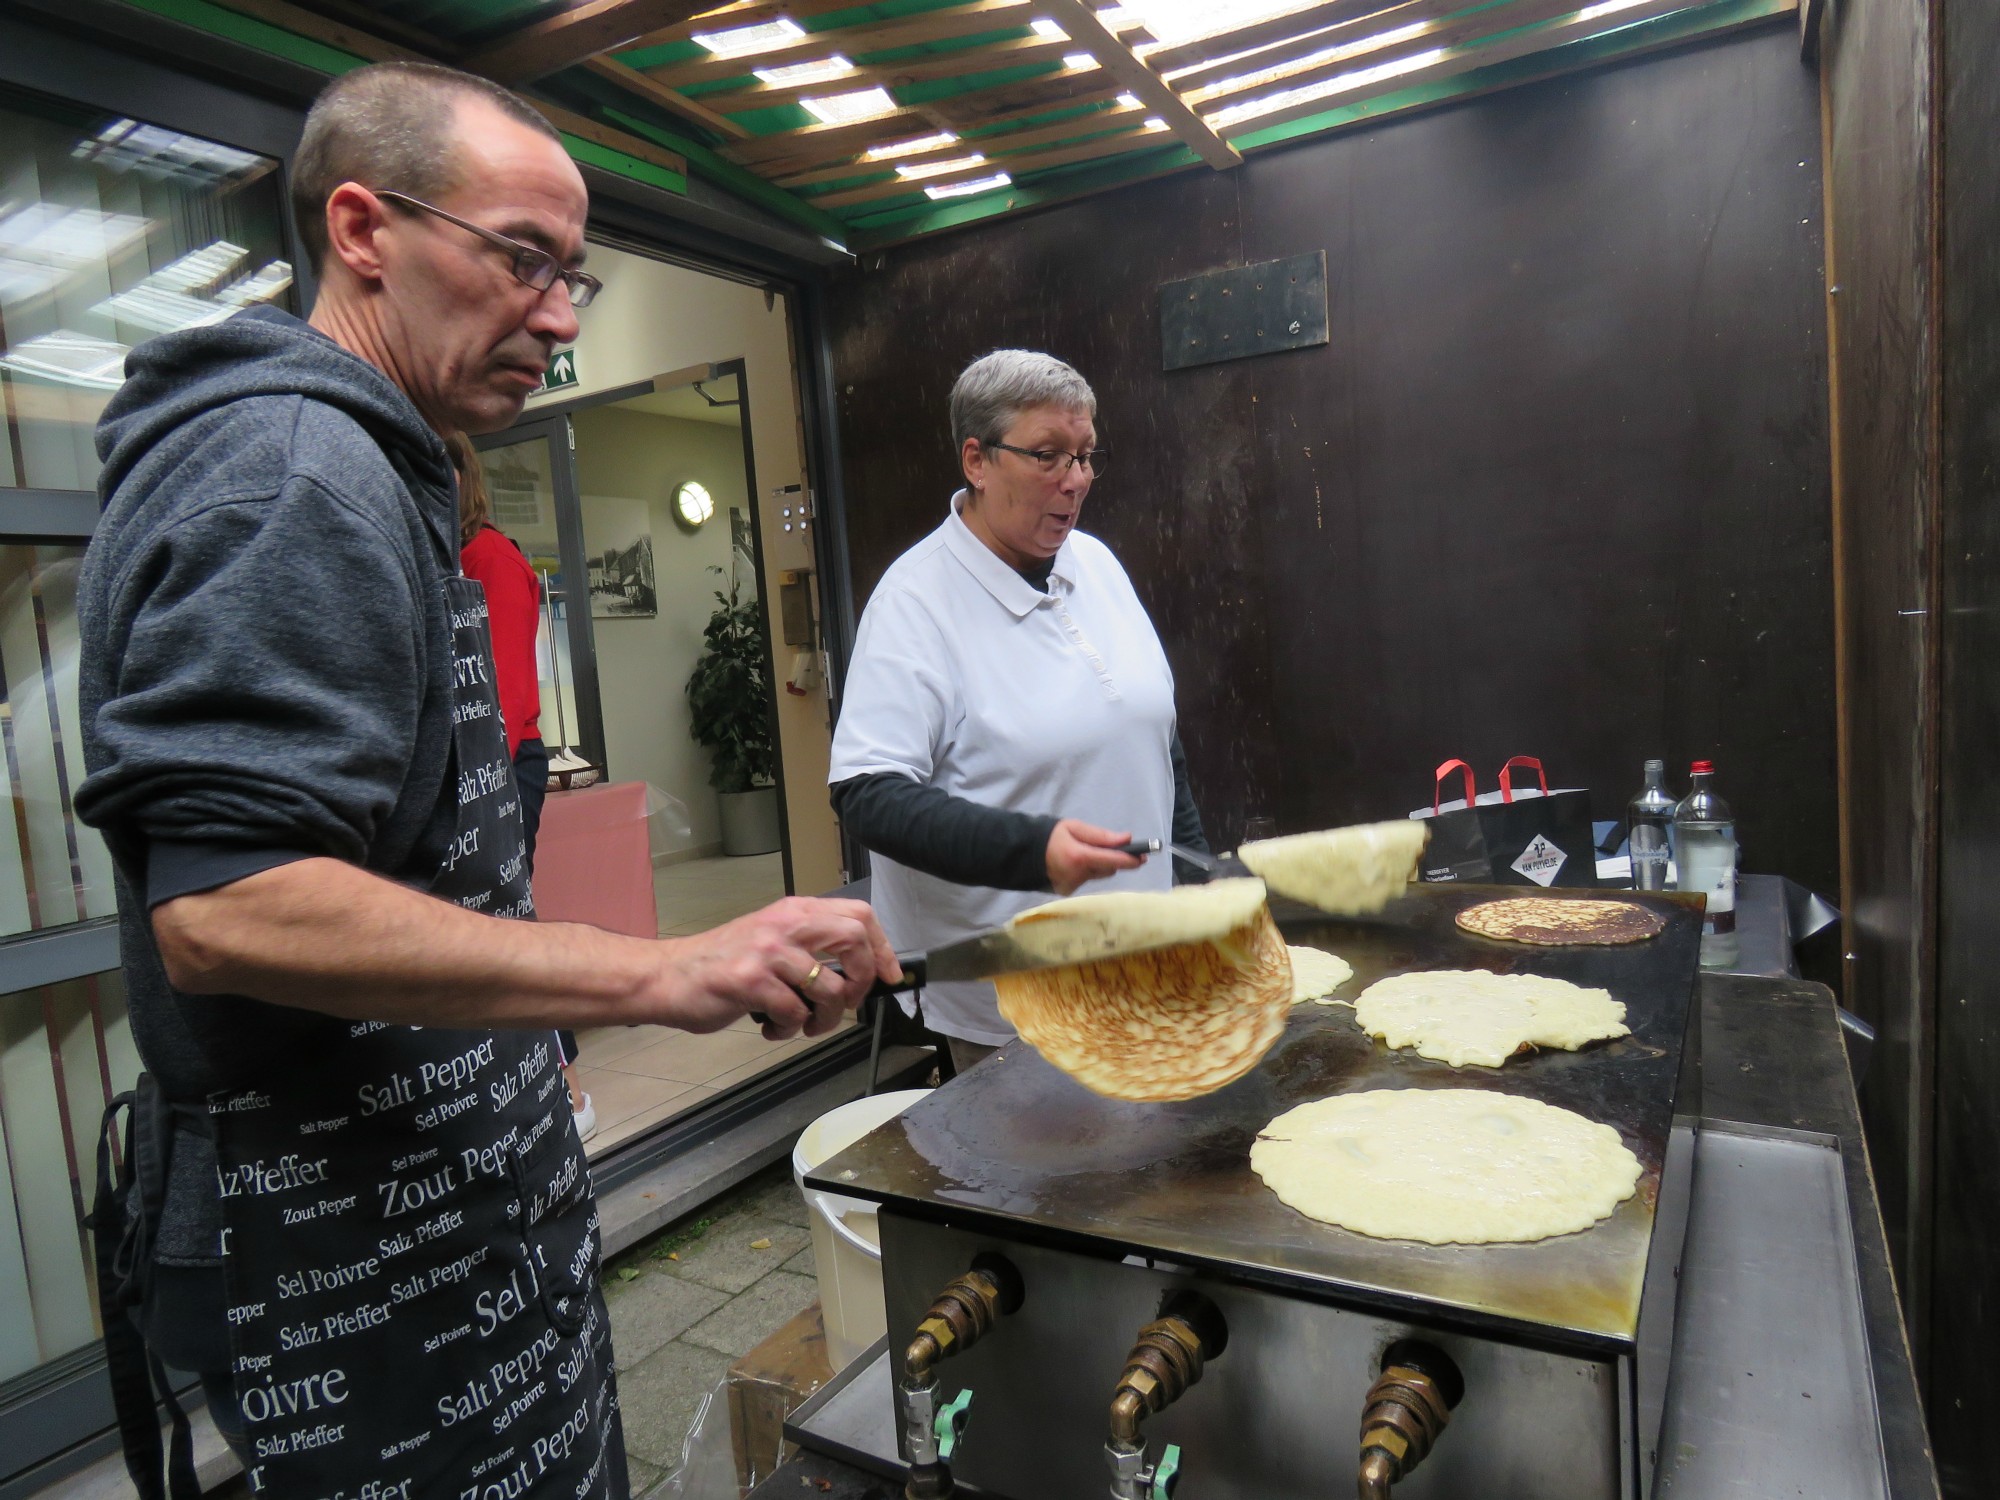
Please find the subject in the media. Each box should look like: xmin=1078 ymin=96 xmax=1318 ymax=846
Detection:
xmin=1045 ymin=819 xmax=1145 ymax=895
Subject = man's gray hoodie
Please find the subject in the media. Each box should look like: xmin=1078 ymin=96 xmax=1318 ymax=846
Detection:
xmin=76 ymin=305 xmax=463 ymax=1275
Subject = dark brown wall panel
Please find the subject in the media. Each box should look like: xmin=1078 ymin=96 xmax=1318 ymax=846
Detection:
xmin=1932 ymin=0 xmax=2000 ymax=1490
xmin=826 ymin=22 xmax=1833 ymax=883
xmin=1822 ymin=0 xmax=1939 ymax=1363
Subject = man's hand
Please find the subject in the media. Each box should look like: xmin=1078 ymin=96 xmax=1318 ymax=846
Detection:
xmin=661 ymin=897 xmax=901 ymax=1040
xmin=1045 ymin=819 xmax=1145 ymax=896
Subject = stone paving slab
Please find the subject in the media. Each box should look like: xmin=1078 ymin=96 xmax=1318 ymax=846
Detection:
xmin=661 ymin=1211 xmax=812 ymax=1295
xmin=681 ymin=1271 xmax=822 ymax=1359
xmin=739 ymin=1171 xmax=814 ymax=1228
xmin=604 ymin=1267 xmax=732 ymax=1365
xmin=617 ymin=1339 xmax=736 ymax=1469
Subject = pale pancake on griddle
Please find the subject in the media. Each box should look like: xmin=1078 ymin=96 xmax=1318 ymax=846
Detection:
xmin=1252 ymin=1089 xmax=1642 ymax=1244
xmin=1352 ymin=969 xmax=1629 ymax=1067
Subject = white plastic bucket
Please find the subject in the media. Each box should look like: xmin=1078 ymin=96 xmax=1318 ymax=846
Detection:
xmin=792 ymin=1088 xmax=930 ymax=1371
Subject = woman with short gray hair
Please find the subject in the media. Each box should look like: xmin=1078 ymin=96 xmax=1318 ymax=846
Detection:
xmin=830 ymin=349 xmax=1209 ymax=1071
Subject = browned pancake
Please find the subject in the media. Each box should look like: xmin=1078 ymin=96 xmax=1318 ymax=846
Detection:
xmin=1456 ymin=896 xmax=1665 ymax=946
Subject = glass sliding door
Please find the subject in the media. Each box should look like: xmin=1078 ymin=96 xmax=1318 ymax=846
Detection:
xmin=0 ymin=60 xmax=299 ymax=1495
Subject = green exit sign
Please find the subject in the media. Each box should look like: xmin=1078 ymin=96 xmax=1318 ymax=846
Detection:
xmin=537 ymin=349 xmax=578 ymax=394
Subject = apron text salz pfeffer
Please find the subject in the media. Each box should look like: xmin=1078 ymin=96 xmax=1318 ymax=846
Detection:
xmin=209 ymin=576 xmax=626 ymax=1498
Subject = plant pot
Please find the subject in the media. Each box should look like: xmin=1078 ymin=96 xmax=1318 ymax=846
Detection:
xmin=719 ymin=787 xmax=782 ymax=856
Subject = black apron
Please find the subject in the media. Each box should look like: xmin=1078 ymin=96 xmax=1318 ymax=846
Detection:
xmin=210 ymin=576 xmax=625 ymax=1497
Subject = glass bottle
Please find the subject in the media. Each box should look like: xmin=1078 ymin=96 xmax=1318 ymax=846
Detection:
xmin=1627 ymin=759 xmax=1675 ymax=892
xmin=1673 ymin=760 xmax=1738 ymax=967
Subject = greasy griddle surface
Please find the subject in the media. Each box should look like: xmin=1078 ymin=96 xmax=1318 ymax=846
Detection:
xmin=808 ymin=884 xmax=1701 ymax=1353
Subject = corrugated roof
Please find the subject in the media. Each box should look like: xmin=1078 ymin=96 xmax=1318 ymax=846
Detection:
xmin=185 ymin=0 xmax=1797 ymax=247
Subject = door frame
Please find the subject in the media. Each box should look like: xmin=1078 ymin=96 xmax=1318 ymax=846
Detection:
xmin=476 ymin=360 xmax=795 ymax=895
xmin=471 ymin=413 xmax=607 ymax=772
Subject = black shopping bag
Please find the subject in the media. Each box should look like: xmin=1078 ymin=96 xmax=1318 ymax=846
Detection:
xmin=1413 ymin=758 xmax=1599 ymax=889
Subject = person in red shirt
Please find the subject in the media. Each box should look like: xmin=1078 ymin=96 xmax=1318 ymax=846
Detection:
xmin=450 ymin=433 xmax=595 ymax=1138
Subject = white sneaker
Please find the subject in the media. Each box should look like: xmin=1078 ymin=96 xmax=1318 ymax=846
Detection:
xmin=573 ymin=1094 xmax=598 ymax=1142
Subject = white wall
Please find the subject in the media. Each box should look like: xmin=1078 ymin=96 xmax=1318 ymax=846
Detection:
xmin=571 ymin=406 xmax=743 ymax=854
xmin=541 ymin=242 xmax=841 ymax=895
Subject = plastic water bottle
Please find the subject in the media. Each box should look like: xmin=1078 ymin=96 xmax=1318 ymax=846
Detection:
xmin=1673 ymin=760 xmax=1738 ymax=967
xmin=1627 ymin=759 xmax=1675 ymax=892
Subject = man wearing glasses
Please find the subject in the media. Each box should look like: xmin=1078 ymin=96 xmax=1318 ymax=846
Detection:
xmin=829 ymin=349 xmax=1210 ymax=1075
xmin=76 ymin=61 xmax=895 ymax=1500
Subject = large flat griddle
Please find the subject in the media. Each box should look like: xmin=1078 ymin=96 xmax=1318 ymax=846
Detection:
xmin=807 ymin=883 xmax=1703 ymax=1359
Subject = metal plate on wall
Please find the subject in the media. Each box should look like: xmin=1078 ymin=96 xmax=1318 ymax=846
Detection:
xmin=1160 ymin=250 xmax=1328 ymax=370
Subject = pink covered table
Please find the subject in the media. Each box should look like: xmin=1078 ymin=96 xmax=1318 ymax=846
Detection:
xmin=532 ymin=780 xmax=656 ymax=938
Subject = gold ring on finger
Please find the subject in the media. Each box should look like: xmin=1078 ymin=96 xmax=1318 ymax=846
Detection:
xmin=802 ymin=961 xmax=824 ymax=988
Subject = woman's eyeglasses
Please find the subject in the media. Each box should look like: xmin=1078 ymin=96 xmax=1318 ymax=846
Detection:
xmin=984 ymin=440 xmax=1109 ymax=478
xmin=373 ymin=189 xmax=603 ymax=308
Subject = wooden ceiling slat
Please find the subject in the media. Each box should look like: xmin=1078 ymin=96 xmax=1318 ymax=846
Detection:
xmin=721 ymin=76 xmax=1125 ymax=169
xmin=289 ymin=0 xmax=443 ymax=52
xmin=531 ymin=100 xmax=690 ymax=175
xmin=641 ymin=0 xmax=1041 ymax=89
xmin=1144 ymin=0 xmax=1417 ymax=75
xmin=468 ymin=0 xmax=724 ymax=83
xmin=1164 ymin=0 xmax=1456 ymax=92
xmin=720 ymin=114 xmax=932 ymax=169
xmin=584 ymin=55 xmax=759 ymax=138
xmin=773 ymin=98 xmax=1142 ymax=184
xmin=621 ymin=0 xmax=889 ymax=53
xmin=690 ymin=34 xmax=1072 ymax=112
xmin=1209 ymin=0 xmax=1730 ymax=136
xmin=812 ymin=118 xmax=1167 ymax=205
xmin=1031 ymin=0 xmax=1239 ymax=168
xmin=1192 ymin=0 xmax=1619 ymax=108
xmin=212 ymin=0 xmax=420 ymax=61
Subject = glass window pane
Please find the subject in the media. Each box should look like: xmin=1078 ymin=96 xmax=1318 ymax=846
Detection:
xmin=0 ymin=545 xmax=114 ymax=936
xmin=0 ymin=82 xmax=295 ymax=494
xmin=0 ymin=971 xmax=136 ymax=1382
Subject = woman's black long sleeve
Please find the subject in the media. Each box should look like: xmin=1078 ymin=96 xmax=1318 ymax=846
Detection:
xmin=830 ymin=773 xmax=1057 ymax=890
xmin=831 ymin=730 xmax=1209 ymax=890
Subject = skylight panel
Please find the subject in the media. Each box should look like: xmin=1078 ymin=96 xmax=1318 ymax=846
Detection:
xmin=1575 ymin=0 xmax=1653 ymax=19
xmin=863 ymin=132 xmax=960 ymax=161
xmin=756 ymin=54 xmax=854 ymax=86
xmin=1031 ymin=19 xmax=1068 ymax=38
xmin=1112 ymin=0 xmax=1318 ymax=47
xmin=801 ymin=87 xmax=900 ymax=124
xmin=1064 ymin=52 xmax=1101 ymax=69
xmin=925 ymin=172 xmax=1013 ymax=200
xmin=1203 ymin=46 xmax=1445 ymax=127
xmin=692 ymin=18 xmax=807 ymax=58
xmin=896 ymin=154 xmax=990 ymax=180
xmin=1185 ymin=22 xmax=1432 ymax=103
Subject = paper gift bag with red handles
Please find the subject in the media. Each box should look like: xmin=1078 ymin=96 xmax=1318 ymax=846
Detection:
xmin=1410 ymin=757 xmax=1600 ymax=888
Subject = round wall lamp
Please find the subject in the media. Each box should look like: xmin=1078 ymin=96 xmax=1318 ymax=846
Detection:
xmin=674 ymin=480 xmax=714 ymax=532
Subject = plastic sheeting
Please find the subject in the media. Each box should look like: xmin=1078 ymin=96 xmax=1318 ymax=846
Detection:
xmin=639 ymin=1376 xmax=753 ymax=1500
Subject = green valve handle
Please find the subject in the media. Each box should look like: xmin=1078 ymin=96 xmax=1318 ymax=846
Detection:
xmin=934 ymin=1388 xmax=975 ymax=1461
xmin=1151 ymin=1444 xmax=1181 ymax=1500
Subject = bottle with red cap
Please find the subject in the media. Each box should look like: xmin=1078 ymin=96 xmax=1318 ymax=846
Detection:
xmin=1673 ymin=759 xmax=1738 ymax=966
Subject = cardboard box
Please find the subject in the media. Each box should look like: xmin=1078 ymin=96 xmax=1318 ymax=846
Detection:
xmin=727 ymin=1302 xmax=834 ymax=1493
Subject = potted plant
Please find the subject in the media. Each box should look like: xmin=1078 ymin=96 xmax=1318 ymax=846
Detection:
xmin=686 ymin=565 xmax=781 ymax=856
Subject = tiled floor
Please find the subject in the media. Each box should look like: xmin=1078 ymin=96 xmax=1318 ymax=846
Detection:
xmin=654 ymin=851 xmax=787 ymax=937
xmin=602 ymin=1160 xmax=823 ymax=1494
xmin=573 ymin=851 xmax=823 ymax=1155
